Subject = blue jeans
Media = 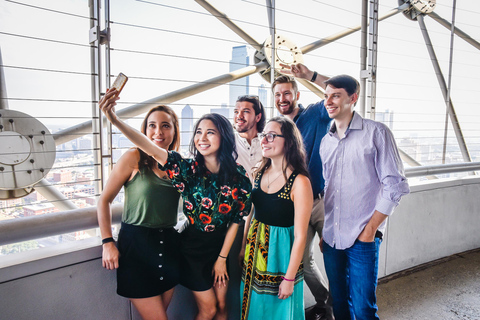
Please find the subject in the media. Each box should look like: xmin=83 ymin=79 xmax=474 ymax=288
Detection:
xmin=323 ymin=238 xmax=382 ymax=320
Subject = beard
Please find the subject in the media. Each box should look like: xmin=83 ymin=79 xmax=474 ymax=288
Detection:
xmin=235 ymin=120 xmax=256 ymax=133
xmin=276 ymin=100 xmax=296 ymax=115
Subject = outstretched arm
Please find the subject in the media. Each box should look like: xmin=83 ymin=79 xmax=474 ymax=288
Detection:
xmin=99 ymin=88 xmax=168 ymax=165
xmin=279 ymin=63 xmax=329 ymax=90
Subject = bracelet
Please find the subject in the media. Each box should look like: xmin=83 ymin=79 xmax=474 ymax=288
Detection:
xmin=218 ymin=254 xmax=227 ymax=259
xmin=310 ymin=71 xmax=318 ymax=82
xmin=102 ymin=237 xmax=115 ymax=245
xmin=281 ymin=276 xmax=295 ymax=282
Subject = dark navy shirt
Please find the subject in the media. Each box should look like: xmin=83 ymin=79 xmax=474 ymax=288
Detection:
xmin=293 ymin=100 xmax=331 ymax=197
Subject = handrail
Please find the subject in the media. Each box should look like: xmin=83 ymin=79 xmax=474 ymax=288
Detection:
xmin=405 ymin=162 xmax=480 ymax=178
xmin=0 ymin=163 xmax=479 ymax=247
xmin=0 ymin=204 xmax=123 ymax=246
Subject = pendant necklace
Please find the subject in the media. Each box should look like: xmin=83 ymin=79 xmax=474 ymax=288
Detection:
xmin=267 ymin=170 xmax=283 ymax=189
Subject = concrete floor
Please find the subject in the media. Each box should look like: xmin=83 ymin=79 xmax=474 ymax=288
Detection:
xmin=377 ymin=249 xmax=480 ymax=320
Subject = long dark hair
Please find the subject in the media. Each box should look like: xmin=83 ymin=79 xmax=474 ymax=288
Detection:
xmin=255 ymin=116 xmax=309 ymax=180
xmin=189 ymin=113 xmax=238 ymax=184
xmin=138 ymin=105 xmax=180 ymax=170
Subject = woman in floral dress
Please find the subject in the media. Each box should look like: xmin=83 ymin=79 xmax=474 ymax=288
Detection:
xmin=241 ymin=117 xmax=313 ymax=320
xmin=100 ymin=87 xmax=252 ymax=320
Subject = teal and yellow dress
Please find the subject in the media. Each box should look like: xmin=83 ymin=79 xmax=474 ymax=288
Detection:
xmin=241 ymin=170 xmax=305 ymax=320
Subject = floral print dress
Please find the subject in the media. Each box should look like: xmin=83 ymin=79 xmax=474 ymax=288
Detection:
xmin=160 ymin=151 xmax=253 ymax=290
xmin=161 ymin=151 xmax=252 ymax=231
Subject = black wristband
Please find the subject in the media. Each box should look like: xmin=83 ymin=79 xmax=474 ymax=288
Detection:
xmin=102 ymin=237 xmax=115 ymax=245
xmin=310 ymin=71 xmax=318 ymax=82
xmin=218 ymin=254 xmax=227 ymax=259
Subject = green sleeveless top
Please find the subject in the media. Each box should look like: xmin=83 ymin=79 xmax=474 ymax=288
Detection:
xmin=123 ymin=167 xmax=180 ymax=228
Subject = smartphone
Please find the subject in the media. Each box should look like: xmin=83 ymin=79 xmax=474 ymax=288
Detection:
xmin=111 ymin=72 xmax=128 ymax=95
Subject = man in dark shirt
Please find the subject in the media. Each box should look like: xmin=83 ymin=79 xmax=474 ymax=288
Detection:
xmin=272 ymin=63 xmax=333 ymax=320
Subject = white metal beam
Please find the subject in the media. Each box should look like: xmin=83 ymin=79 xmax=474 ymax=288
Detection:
xmin=429 ymin=12 xmax=480 ymax=51
xmin=194 ymin=0 xmax=263 ymax=51
xmin=34 ymin=179 xmax=78 ymax=211
xmin=301 ymin=3 xmax=409 ymax=55
xmin=418 ymin=15 xmax=472 ymax=164
xmin=53 ymin=61 xmax=269 ymax=146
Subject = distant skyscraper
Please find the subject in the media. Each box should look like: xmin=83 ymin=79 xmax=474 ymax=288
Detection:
xmin=181 ymin=104 xmax=193 ymax=153
xmin=376 ymin=109 xmax=394 ymax=131
xmin=210 ymin=103 xmax=230 ymax=120
xmin=258 ymin=84 xmax=267 ymax=111
xmin=229 ymin=46 xmax=250 ymax=110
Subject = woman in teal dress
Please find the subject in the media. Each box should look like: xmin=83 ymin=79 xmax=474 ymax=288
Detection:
xmin=100 ymin=87 xmax=252 ymax=320
xmin=241 ymin=117 xmax=313 ymax=320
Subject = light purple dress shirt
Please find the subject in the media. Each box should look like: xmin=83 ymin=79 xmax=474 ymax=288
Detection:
xmin=320 ymin=112 xmax=410 ymax=250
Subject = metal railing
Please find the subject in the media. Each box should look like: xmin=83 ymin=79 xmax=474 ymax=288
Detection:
xmin=405 ymin=162 xmax=480 ymax=178
xmin=1 ymin=163 xmax=479 ymax=247
xmin=0 ymin=203 xmax=122 ymax=246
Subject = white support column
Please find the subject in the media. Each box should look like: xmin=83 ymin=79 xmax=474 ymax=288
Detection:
xmin=359 ymin=0 xmax=369 ymax=118
xmin=367 ymin=0 xmax=379 ymax=120
xmin=88 ymin=0 xmax=104 ymax=197
xmin=267 ymin=0 xmax=276 ymax=119
xmin=103 ymin=0 xmax=114 ymax=175
xmin=442 ymin=0 xmax=457 ymax=164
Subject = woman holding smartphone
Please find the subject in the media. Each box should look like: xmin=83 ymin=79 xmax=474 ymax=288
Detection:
xmin=98 ymin=104 xmax=181 ymax=320
xmin=240 ymin=117 xmax=313 ymax=320
xmin=100 ymin=87 xmax=252 ymax=320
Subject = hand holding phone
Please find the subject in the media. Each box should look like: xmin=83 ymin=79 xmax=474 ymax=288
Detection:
xmin=111 ymin=73 xmax=128 ymax=95
xmin=99 ymin=73 xmax=128 ymax=121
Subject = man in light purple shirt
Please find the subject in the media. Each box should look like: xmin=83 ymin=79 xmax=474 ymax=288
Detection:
xmin=319 ymin=74 xmax=410 ymax=320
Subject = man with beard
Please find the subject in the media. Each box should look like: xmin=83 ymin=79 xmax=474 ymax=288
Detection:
xmin=233 ymin=95 xmax=266 ymax=180
xmin=272 ymin=63 xmax=333 ymax=320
